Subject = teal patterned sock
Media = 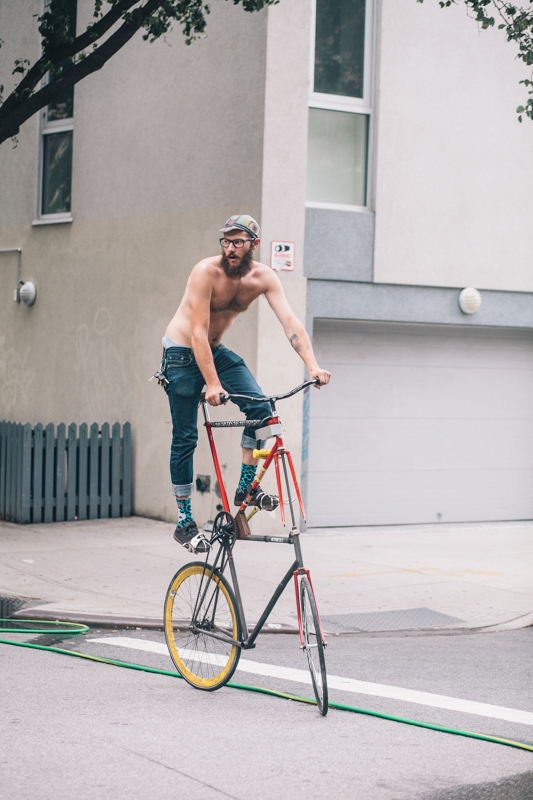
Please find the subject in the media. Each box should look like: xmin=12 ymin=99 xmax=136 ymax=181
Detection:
xmin=238 ymin=463 xmax=257 ymax=492
xmin=176 ymin=497 xmax=193 ymax=527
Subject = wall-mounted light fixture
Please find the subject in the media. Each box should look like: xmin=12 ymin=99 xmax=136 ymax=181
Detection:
xmin=19 ymin=281 xmax=37 ymax=305
xmin=0 ymin=248 xmax=37 ymax=306
xmin=458 ymin=287 xmax=481 ymax=315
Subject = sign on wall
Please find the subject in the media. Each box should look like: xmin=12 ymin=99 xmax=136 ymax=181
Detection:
xmin=270 ymin=241 xmax=295 ymax=271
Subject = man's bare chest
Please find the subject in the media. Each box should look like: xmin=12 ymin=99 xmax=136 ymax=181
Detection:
xmin=210 ymin=284 xmax=260 ymax=314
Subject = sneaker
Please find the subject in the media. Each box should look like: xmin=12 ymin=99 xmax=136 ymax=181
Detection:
xmin=234 ymin=483 xmax=279 ymax=511
xmin=173 ymin=520 xmax=211 ymax=553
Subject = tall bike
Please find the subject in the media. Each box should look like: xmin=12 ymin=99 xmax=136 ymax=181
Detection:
xmin=164 ymin=379 xmax=328 ymax=715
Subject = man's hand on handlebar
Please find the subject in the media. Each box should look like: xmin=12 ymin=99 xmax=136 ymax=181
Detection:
xmin=309 ymin=367 xmax=331 ymax=388
xmin=206 ymin=384 xmax=227 ymax=406
xmin=205 ymin=374 xmax=329 ymax=406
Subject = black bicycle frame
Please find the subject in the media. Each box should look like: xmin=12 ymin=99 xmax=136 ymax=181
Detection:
xmin=192 ymin=540 xmax=301 ymax=651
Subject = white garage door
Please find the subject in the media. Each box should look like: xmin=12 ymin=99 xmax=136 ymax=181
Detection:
xmin=307 ymin=320 xmax=533 ymax=527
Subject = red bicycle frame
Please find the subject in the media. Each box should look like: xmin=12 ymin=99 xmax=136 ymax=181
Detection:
xmin=204 ymin=411 xmax=306 ymax=527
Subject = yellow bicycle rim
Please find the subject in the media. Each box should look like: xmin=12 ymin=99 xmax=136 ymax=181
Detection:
xmin=165 ymin=564 xmax=239 ymax=689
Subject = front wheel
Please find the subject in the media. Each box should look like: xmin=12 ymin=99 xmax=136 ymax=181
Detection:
xmin=164 ymin=562 xmax=242 ymax=691
xmin=300 ymin=576 xmax=328 ymax=715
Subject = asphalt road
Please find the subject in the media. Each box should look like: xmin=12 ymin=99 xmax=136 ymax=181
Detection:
xmin=1 ymin=626 xmax=532 ymax=799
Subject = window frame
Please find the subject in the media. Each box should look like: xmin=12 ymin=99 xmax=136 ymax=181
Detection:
xmin=307 ymin=0 xmax=376 ymax=212
xmin=34 ymin=0 xmax=75 ymax=226
xmin=309 ymin=0 xmax=374 ymax=112
xmin=36 ymin=110 xmax=74 ymax=224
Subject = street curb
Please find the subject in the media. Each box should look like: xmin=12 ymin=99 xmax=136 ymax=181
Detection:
xmin=9 ymin=606 xmax=300 ymax=634
xmin=471 ymin=610 xmax=533 ymax=632
xmin=325 ymin=610 xmax=533 ymax=637
xmin=8 ymin=605 xmax=533 ymax=635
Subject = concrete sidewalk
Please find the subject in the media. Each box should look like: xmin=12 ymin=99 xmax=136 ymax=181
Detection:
xmin=0 ymin=516 xmax=531 ymax=632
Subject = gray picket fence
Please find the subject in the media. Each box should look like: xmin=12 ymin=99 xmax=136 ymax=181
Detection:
xmin=0 ymin=421 xmax=131 ymax=524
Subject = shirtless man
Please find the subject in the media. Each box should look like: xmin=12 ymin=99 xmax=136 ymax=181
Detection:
xmin=161 ymin=214 xmax=331 ymax=553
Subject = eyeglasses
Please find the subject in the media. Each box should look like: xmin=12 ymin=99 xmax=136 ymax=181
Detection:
xmin=219 ymin=237 xmax=253 ymax=249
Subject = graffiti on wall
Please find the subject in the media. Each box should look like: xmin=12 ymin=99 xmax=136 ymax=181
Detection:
xmin=75 ymin=307 xmax=137 ymax=423
xmin=0 ymin=337 xmax=35 ymax=414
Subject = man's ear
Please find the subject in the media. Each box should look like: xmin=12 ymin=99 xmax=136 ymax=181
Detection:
xmin=252 ymin=237 xmax=261 ymax=251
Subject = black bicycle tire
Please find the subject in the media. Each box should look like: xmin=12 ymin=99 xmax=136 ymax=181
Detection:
xmin=300 ymin=576 xmax=328 ymax=715
xmin=164 ymin=561 xmax=242 ymax=691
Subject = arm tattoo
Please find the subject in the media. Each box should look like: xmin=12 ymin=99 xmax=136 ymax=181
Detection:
xmin=290 ymin=334 xmax=303 ymax=354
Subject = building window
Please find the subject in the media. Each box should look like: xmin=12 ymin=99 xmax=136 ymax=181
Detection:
xmin=314 ymin=0 xmax=367 ymax=98
xmin=307 ymin=0 xmax=373 ymax=209
xmin=38 ymin=0 xmax=76 ymax=222
xmin=307 ymin=108 xmax=368 ymax=207
xmin=41 ymin=119 xmax=73 ymax=216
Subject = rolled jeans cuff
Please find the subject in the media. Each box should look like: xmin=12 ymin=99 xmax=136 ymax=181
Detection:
xmin=172 ymin=482 xmax=195 ymax=498
xmin=241 ymin=433 xmax=266 ymax=450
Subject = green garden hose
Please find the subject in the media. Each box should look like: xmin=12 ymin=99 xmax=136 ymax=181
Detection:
xmin=1 ymin=620 xmax=532 ymax=754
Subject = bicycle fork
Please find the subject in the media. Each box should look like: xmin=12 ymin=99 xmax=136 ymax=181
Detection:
xmin=293 ymin=567 xmax=327 ymax=647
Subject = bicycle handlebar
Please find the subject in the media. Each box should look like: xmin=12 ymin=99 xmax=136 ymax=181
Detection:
xmin=219 ymin=378 xmax=320 ymax=405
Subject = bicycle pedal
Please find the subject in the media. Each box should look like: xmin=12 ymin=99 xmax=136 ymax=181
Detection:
xmin=188 ymin=533 xmax=211 ymax=553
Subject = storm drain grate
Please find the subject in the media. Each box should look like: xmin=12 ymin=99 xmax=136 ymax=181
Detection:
xmin=321 ymin=607 xmax=464 ymax=633
xmin=0 ymin=594 xmax=28 ymax=619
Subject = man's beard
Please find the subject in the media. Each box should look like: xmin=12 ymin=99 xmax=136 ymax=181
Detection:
xmin=221 ymin=246 xmax=254 ymax=278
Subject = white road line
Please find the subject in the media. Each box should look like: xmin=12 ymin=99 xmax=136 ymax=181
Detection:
xmin=89 ymin=636 xmax=533 ymax=727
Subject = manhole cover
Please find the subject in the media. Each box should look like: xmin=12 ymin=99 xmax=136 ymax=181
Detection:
xmin=321 ymin=607 xmax=464 ymax=633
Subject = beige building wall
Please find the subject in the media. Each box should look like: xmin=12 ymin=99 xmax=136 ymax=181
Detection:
xmin=0 ymin=1 xmax=270 ymax=525
xmin=0 ymin=0 xmax=42 ymax=225
xmin=253 ymin=0 xmax=313 ymax=534
xmin=373 ymin=0 xmax=533 ymax=291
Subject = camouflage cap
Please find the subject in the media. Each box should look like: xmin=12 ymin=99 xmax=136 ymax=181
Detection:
xmin=219 ymin=214 xmax=260 ymax=239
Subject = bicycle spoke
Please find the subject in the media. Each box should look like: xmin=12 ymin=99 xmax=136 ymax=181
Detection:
xmin=300 ymin=576 xmax=328 ymax=715
xmin=165 ymin=561 xmax=241 ymax=690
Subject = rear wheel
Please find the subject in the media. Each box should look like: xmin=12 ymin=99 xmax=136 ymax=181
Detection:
xmin=300 ymin=576 xmax=328 ymax=715
xmin=164 ymin=562 xmax=241 ymax=691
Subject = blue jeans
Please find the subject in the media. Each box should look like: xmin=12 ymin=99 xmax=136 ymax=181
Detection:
xmin=163 ymin=344 xmax=271 ymax=497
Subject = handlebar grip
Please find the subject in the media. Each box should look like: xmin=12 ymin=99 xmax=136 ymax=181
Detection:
xmin=219 ymin=393 xmax=229 ymax=403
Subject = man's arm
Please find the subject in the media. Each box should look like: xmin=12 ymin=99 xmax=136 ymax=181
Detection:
xmin=264 ymin=272 xmax=331 ymax=387
xmin=188 ymin=265 xmax=225 ymax=406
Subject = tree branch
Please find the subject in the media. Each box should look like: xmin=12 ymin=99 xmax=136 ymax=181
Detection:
xmin=0 ymin=0 xmax=278 ymax=145
xmin=0 ymin=0 xmax=140 ymax=122
xmin=0 ymin=0 xmax=164 ymax=145
xmin=44 ymin=0 xmax=140 ymax=63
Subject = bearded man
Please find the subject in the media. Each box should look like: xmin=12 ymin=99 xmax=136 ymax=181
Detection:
xmin=161 ymin=214 xmax=331 ymax=552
